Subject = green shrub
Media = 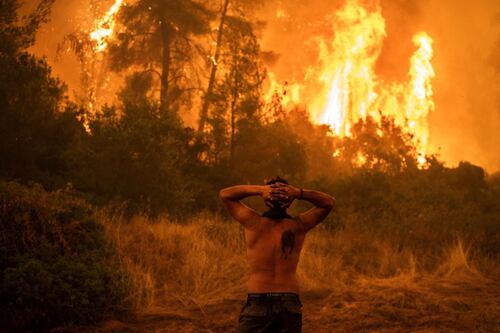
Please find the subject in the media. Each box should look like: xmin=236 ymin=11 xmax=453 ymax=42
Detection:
xmin=308 ymin=165 xmax=500 ymax=261
xmin=0 ymin=181 xmax=128 ymax=332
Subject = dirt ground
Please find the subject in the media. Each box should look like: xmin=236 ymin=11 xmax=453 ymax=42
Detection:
xmin=63 ymin=272 xmax=500 ymax=333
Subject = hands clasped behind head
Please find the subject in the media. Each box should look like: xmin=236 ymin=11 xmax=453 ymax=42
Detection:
xmin=267 ymin=183 xmax=294 ymax=209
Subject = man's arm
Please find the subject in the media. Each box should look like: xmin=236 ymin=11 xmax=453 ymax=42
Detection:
xmin=296 ymin=189 xmax=335 ymax=232
xmin=219 ymin=185 xmax=267 ymax=228
xmin=272 ymin=184 xmax=335 ymax=232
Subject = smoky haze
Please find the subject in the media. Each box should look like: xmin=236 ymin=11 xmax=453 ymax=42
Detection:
xmin=29 ymin=0 xmax=89 ymax=97
xmin=31 ymin=0 xmax=500 ymax=172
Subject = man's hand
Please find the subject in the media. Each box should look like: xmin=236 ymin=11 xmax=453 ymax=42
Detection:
xmin=261 ymin=184 xmax=284 ymax=208
xmin=269 ymin=183 xmax=301 ymax=207
xmin=260 ymin=185 xmax=273 ymax=202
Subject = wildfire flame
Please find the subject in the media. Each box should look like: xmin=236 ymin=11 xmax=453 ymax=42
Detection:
xmin=265 ymin=0 xmax=436 ymax=166
xmin=90 ymin=0 xmax=124 ymax=52
xmin=405 ymin=32 xmax=435 ymax=164
xmin=264 ymin=73 xmax=302 ymax=108
xmin=313 ymin=0 xmax=385 ymax=137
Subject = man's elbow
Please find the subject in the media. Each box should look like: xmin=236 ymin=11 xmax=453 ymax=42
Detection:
xmin=219 ymin=188 xmax=230 ymax=201
xmin=218 ymin=189 xmax=226 ymax=200
xmin=325 ymin=196 xmax=336 ymax=211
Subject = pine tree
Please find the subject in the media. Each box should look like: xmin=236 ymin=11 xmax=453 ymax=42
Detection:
xmin=108 ymin=0 xmax=212 ymax=115
xmin=206 ymin=15 xmax=264 ymax=163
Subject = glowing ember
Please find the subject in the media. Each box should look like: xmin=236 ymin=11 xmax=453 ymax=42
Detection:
xmin=276 ymin=1 xmax=288 ymax=19
xmin=90 ymin=0 xmax=124 ymax=52
xmin=265 ymin=0 xmax=436 ymax=166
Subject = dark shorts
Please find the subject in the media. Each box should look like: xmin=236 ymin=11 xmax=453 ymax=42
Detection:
xmin=238 ymin=293 xmax=302 ymax=333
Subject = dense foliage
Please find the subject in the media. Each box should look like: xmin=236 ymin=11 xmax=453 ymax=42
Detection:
xmin=0 ymin=181 xmax=128 ymax=331
xmin=0 ymin=0 xmax=85 ymax=189
xmin=303 ymin=162 xmax=500 ymax=262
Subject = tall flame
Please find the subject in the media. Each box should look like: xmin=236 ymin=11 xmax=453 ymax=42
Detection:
xmin=312 ymin=0 xmax=386 ymax=136
xmin=90 ymin=0 xmax=124 ymax=52
xmin=405 ymin=32 xmax=435 ymax=164
xmin=265 ymin=0 xmax=436 ymax=166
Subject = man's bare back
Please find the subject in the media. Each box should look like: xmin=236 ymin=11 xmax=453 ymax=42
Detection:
xmin=220 ymin=177 xmax=335 ymax=333
xmin=245 ymin=216 xmax=306 ymax=293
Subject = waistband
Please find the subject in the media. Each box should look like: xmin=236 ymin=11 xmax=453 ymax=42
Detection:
xmin=247 ymin=292 xmax=299 ymax=298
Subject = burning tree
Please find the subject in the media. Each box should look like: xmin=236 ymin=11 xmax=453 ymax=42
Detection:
xmin=57 ymin=0 xmax=125 ymax=125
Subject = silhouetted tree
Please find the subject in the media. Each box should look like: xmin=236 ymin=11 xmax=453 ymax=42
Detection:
xmin=333 ymin=115 xmax=419 ymax=174
xmin=198 ymin=0 xmax=229 ymax=134
xmin=197 ymin=0 xmax=265 ymax=133
xmin=0 ymin=0 xmax=54 ymax=55
xmin=0 ymin=0 xmax=85 ymax=188
xmin=108 ymin=0 xmax=211 ymax=115
xmin=205 ymin=15 xmax=265 ymax=163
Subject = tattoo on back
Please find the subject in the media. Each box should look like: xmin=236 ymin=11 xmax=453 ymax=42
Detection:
xmin=281 ymin=230 xmax=295 ymax=259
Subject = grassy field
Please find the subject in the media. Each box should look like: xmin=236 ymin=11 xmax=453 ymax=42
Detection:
xmin=70 ymin=213 xmax=500 ymax=333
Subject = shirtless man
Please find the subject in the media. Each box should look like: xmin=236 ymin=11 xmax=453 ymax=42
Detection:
xmin=219 ymin=177 xmax=335 ymax=333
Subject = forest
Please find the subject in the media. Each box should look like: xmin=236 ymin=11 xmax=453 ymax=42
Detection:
xmin=1 ymin=0 xmax=499 ymax=331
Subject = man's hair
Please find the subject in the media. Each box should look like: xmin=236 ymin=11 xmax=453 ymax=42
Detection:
xmin=265 ymin=176 xmax=288 ymax=186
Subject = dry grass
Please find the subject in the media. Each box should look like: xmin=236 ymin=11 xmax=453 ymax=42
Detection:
xmin=88 ymin=213 xmax=500 ymax=332
xmin=101 ymin=213 xmax=248 ymax=309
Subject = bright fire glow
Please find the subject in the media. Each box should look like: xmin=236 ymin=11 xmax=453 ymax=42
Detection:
xmin=264 ymin=73 xmax=302 ymax=108
xmin=265 ymin=0 xmax=436 ymax=166
xmin=90 ymin=0 xmax=124 ymax=52
xmin=405 ymin=32 xmax=435 ymax=164
xmin=313 ymin=0 xmax=385 ymax=137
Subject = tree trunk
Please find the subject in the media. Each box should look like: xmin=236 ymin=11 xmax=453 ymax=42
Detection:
xmin=229 ymin=49 xmax=241 ymax=163
xmin=198 ymin=0 xmax=230 ymax=133
xmin=160 ymin=20 xmax=171 ymax=116
xmin=229 ymin=87 xmax=237 ymax=162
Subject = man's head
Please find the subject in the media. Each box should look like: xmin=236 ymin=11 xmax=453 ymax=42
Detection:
xmin=265 ymin=176 xmax=292 ymax=210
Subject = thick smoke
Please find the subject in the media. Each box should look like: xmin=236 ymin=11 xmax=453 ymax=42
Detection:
xmin=29 ymin=0 xmax=90 ymax=97
xmin=418 ymin=0 xmax=500 ymax=173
